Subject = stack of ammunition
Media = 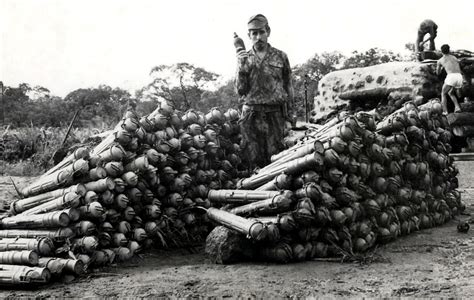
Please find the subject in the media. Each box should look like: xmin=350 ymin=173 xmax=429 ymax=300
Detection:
xmin=0 ymin=97 xmax=466 ymax=285
xmin=206 ymin=99 xmax=465 ymax=263
xmin=1 ymin=102 xmax=246 ymax=286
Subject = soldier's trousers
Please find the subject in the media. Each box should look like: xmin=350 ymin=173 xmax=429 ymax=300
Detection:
xmin=239 ymin=104 xmax=285 ymax=170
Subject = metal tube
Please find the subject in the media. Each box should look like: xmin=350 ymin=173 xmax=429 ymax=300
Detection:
xmin=237 ymin=152 xmax=324 ymax=190
xmin=77 ymin=202 xmax=105 ymax=219
xmin=72 ymin=236 xmax=98 ymax=254
xmin=43 ymin=147 xmax=90 ymax=177
xmin=10 ymin=184 xmax=86 ymax=215
xmin=76 ymin=254 xmax=92 ymax=268
xmin=90 ymin=116 xmax=133 ymax=157
xmin=270 ymin=116 xmax=342 ymax=163
xmin=37 ymin=257 xmax=64 ymax=275
xmin=124 ymin=156 xmax=149 ymax=172
xmin=418 ymin=99 xmax=442 ymax=114
xmin=84 ymin=178 xmax=116 ymax=193
xmin=376 ymin=112 xmax=407 ymax=134
xmin=254 ymin=180 xmax=278 ymax=191
xmin=62 ymin=208 xmax=81 ymax=222
xmin=206 ymin=207 xmax=269 ymax=241
xmin=22 ymin=159 xmax=89 ymax=198
xmin=96 ymin=144 xmax=126 ymax=163
xmin=113 ymin=247 xmax=132 ymax=262
xmin=0 ymin=237 xmax=55 ymax=256
xmin=20 ymin=192 xmax=81 ymax=215
xmin=1 ymin=211 xmax=70 ymax=229
xmin=229 ymin=195 xmax=293 ymax=216
xmin=91 ymin=250 xmax=111 ymax=267
xmin=265 ymin=140 xmax=324 ymax=172
xmin=208 ymin=189 xmax=282 ymax=204
xmin=0 ymin=265 xmax=51 ymax=285
xmin=20 ymin=169 xmax=75 ymax=198
xmin=91 ymin=133 xmax=117 ymax=157
xmin=56 ymin=258 xmax=84 ymax=275
xmin=0 ymin=250 xmax=38 ymax=266
xmin=88 ymin=167 xmax=107 ymax=181
xmin=72 ymin=220 xmax=97 ymax=236
xmin=38 ymin=258 xmax=84 ymax=275
xmin=0 ymin=228 xmax=75 ymax=242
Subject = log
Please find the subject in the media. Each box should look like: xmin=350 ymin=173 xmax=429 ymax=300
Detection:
xmin=460 ymin=101 xmax=474 ymax=113
xmin=449 ymin=152 xmax=474 ymax=161
xmin=205 ymin=226 xmax=256 ymax=264
xmin=447 ymin=112 xmax=474 ymax=126
xmin=452 ymin=125 xmax=474 ymax=137
xmin=339 ymin=88 xmax=390 ymax=101
xmin=461 ymin=85 xmax=474 ymax=98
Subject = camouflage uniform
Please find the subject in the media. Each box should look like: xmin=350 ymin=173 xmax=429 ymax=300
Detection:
xmin=235 ymin=44 xmax=294 ymax=169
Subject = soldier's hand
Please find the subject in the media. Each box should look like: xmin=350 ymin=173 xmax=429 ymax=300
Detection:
xmin=237 ymin=50 xmax=248 ymax=60
xmin=237 ymin=51 xmax=249 ymax=70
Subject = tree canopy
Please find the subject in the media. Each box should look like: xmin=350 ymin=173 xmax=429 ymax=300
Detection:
xmin=2 ymin=46 xmax=416 ymax=128
xmin=147 ymin=63 xmax=220 ymax=112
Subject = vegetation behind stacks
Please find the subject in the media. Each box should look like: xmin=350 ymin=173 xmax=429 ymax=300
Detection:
xmin=0 ymin=47 xmax=415 ymax=176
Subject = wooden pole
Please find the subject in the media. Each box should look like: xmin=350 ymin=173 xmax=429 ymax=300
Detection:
xmin=60 ymin=110 xmax=81 ymax=147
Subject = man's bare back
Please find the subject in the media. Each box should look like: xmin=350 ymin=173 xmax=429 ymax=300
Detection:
xmin=437 ymin=44 xmax=463 ymax=113
xmin=437 ymin=54 xmax=461 ymax=74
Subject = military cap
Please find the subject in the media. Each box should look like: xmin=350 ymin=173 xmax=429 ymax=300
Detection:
xmin=248 ymin=14 xmax=268 ymax=30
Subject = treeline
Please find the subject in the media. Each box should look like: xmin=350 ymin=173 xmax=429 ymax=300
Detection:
xmin=1 ymin=47 xmax=414 ymax=129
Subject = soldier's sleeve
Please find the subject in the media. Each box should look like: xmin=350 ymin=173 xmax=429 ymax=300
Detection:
xmin=235 ymin=59 xmax=250 ymax=97
xmin=282 ymin=53 xmax=295 ymax=115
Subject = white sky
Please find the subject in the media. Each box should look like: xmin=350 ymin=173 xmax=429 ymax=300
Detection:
xmin=1 ymin=0 xmax=474 ymax=97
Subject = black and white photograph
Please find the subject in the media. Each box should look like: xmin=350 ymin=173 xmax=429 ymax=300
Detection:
xmin=0 ymin=0 xmax=473 ymax=297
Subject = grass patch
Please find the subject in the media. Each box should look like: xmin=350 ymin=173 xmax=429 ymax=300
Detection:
xmin=1 ymin=126 xmax=101 ymax=176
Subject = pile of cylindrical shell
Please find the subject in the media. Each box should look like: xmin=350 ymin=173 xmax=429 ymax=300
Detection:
xmin=0 ymin=98 xmax=465 ymax=286
xmin=207 ymin=99 xmax=465 ymax=263
xmin=1 ymin=103 xmax=247 ymax=286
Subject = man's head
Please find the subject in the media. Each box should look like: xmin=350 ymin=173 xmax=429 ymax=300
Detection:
xmin=441 ymin=44 xmax=450 ymax=54
xmin=247 ymin=14 xmax=270 ymax=51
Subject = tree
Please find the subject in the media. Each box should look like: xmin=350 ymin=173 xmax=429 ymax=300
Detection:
xmin=292 ymin=51 xmax=345 ymax=119
xmin=147 ymin=63 xmax=219 ymax=111
xmin=1 ymin=83 xmax=31 ymax=127
xmin=200 ymin=79 xmax=240 ymax=112
xmin=341 ymin=48 xmax=402 ymax=69
xmin=64 ymin=85 xmax=132 ymax=127
xmin=30 ymin=96 xmax=70 ymax=127
xmin=404 ymin=42 xmax=417 ymax=61
xmin=28 ymin=85 xmax=51 ymax=101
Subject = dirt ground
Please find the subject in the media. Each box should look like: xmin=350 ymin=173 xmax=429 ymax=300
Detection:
xmin=0 ymin=162 xmax=473 ymax=298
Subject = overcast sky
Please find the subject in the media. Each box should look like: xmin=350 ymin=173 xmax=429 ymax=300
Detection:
xmin=1 ymin=0 xmax=474 ymax=97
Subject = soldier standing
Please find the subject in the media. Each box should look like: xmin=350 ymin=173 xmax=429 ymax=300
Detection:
xmin=235 ymin=14 xmax=295 ymax=170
